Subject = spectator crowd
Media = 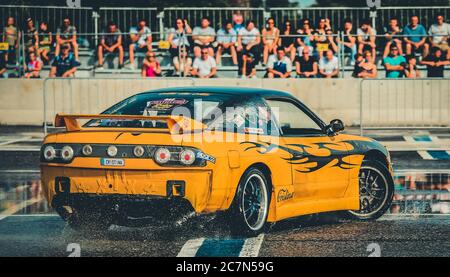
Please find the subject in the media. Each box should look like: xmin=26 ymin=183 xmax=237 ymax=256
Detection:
xmin=1 ymin=12 xmax=450 ymax=79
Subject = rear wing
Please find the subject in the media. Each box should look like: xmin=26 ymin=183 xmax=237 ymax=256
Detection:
xmin=54 ymin=114 xmax=206 ymax=134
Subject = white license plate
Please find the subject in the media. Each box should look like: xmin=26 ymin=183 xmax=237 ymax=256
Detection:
xmin=100 ymin=158 xmax=125 ymax=167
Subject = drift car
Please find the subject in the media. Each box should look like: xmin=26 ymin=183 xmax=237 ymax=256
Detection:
xmin=40 ymin=87 xmax=394 ymax=235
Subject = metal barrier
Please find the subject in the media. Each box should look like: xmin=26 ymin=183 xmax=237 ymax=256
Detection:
xmin=359 ymin=78 xmax=450 ymax=135
xmin=162 ymin=7 xmax=266 ymax=30
xmin=270 ymin=6 xmax=450 ymax=31
xmin=0 ymin=5 xmax=94 ymax=34
xmin=98 ymin=7 xmax=159 ymax=39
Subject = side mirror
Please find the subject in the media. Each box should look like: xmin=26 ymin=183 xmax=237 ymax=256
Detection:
xmin=325 ymin=119 xmax=345 ymax=136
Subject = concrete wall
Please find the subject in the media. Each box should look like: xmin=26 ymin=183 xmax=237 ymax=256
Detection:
xmin=0 ymin=78 xmax=448 ymax=128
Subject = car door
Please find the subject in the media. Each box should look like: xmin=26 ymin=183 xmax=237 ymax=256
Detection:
xmin=265 ymin=97 xmax=351 ymax=202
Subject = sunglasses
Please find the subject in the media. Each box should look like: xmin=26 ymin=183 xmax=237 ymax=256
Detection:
xmin=201 ymin=52 xmax=208 ymax=54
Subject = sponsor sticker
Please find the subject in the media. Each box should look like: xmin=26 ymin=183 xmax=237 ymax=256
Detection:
xmin=196 ymin=152 xmax=216 ymax=164
xmin=101 ymin=158 xmax=125 ymax=167
xmin=277 ymin=188 xmax=295 ymax=202
xmin=244 ymin=127 xmax=264 ymax=135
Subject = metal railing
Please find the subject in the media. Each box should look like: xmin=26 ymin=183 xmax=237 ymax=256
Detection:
xmin=270 ymin=6 xmax=450 ymax=31
xmin=0 ymin=5 xmax=94 ymax=34
xmin=163 ymin=7 xmax=266 ymax=30
xmin=98 ymin=7 xmax=160 ymax=40
xmin=359 ymin=78 xmax=450 ymax=134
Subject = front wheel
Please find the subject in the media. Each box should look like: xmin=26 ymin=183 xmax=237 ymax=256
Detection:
xmin=229 ymin=168 xmax=271 ymax=236
xmin=344 ymin=160 xmax=394 ymax=220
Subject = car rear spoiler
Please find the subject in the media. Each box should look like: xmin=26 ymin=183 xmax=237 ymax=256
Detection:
xmin=54 ymin=114 xmax=206 ymax=134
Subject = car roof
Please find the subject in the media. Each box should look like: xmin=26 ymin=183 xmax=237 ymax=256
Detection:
xmin=143 ymin=86 xmax=295 ymax=99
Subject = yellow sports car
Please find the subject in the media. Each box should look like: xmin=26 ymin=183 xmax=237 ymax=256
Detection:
xmin=40 ymin=87 xmax=394 ymax=235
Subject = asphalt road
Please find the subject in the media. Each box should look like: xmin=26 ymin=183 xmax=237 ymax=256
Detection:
xmin=0 ymin=213 xmax=449 ymax=257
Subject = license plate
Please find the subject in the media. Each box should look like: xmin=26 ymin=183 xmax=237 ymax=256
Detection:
xmin=100 ymin=158 xmax=125 ymax=167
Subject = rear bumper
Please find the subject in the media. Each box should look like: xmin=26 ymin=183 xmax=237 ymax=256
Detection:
xmin=52 ymin=193 xmax=195 ymax=219
xmin=41 ymin=165 xmax=213 ymax=213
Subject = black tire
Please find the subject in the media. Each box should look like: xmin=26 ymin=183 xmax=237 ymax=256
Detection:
xmin=228 ymin=167 xmax=271 ymax=237
xmin=343 ymin=159 xmax=394 ymax=220
xmin=67 ymin=209 xmax=113 ymax=232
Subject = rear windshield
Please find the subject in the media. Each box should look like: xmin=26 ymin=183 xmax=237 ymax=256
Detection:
xmin=85 ymin=92 xmax=235 ymax=129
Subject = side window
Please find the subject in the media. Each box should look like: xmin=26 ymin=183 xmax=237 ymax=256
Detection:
xmin=209 ymin=97 xmax=279 ymax=136
xmin=266 ymin=99 xmax=323 ymax=136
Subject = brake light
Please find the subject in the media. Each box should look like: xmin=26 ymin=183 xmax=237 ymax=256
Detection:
xmin=179 ymin=149 xmax=196 ymax=165
xmin=154 ymin=147 xmax=171 ymax=164
xmin=61 ymin=146 xmax=74 ymax=161
xmin=43 ymin=146 xmax=56 ymax=161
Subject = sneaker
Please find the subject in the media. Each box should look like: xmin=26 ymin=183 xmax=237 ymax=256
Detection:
xmin=97 ymin=65 xmax=104 ymax=70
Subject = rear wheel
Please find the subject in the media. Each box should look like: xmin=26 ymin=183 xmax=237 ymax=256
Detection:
xmin=344 ymin=160 xmax=394 ymax=220
xmin=229 ymin=167 xmax=271 ymax=236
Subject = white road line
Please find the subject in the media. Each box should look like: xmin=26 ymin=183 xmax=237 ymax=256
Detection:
xmin=0 ymin=147 xmax=41 ymax=152
xmin=0 ymin=197 xmax=41 ymax=221
xmin=239 ymin=234 xmax=265 ymax=257
xmin=0 ymin=170 xmax=40 ymax=173
xmin=6 ymin=214 xmax=58 ymax=217
xmin=417 ymin=151 xmax=434 ymax=160
xmin=0 ymin=137 xmax=33 ymax=146
xmin=177 ymin=238 xmax=206 ymax=257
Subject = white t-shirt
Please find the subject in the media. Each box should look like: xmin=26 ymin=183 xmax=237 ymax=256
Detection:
xmin=357 ymin=28 xmax=376 ymax=41
xmin=193 ymin=26 xmax=216 ymax=44
xmin=193 ymin=56 xmax=216 ymax=77
xmin=239 ymin=27 xmax=260 ymax=45
xmin=130 ymin=26 xmax=152 ymax=46
xmin=429 ymin=23 xmax=450 ymax=44
xmin=267 ymin=55 xmax=292 ymax=73
xmin=319 ymin=56 xmax=339 ymax=74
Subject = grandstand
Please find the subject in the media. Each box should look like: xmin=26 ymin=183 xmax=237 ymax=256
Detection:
xmin=1 ymin=4 xmax=450 ymax=78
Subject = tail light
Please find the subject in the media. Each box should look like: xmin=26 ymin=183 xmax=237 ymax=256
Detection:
xmin=43 ymin=146 xmax=56 ymax=161
xmin=154 ymin=147 xmax=171 ymax=164
xmin=179 ymin=149 xmax=196 ymax=165
xmin=133 ymin=145 xmax=145 ymax=157
xmin=61 ymin=146 xmax=74 ymax=161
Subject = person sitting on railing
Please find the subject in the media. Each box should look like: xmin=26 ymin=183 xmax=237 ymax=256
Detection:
xmin=56 ymin=17 xmax=79 ymax=61
xmin=318 ymin=49 xmax=339 ymax=78
xmin=383 ymin=17 xmax=403 ymax=58
xmin=352 ymin=51 xmax=377 ymax=78
xmin=97 ymin=21 xmax=124 ymax=70
xmin=266 ymin=48 xmax=292 ymax=79
xmin=37 ymin=22 xmax=52 ymax=65
xmin=191 ymin=48 xmax=217 ymax=78
xmin=173 ymin=47 xmax=192 ymax=77
xmin=295 ymin=47 xmax=317 ymax=78
xmin=216 ymin=21 xmax=238 ymax=66
xmin=428 ymin=14 xmax=450 ymax=60
xmin=313 ymin=17 xmax=333 ymax=59
xmin=403 ymin=15 xmax=429 ymax=58
xmin=24 ymin=51 xmax=42 ymax=79
xmin=142 ymin=52 xmax=161 ymax=78
xmin=404 ymin=55 xmax=421 ymax=78
xmin=241 ymin=52 xmax=257 ymax=79
xmin=262 ymin=17 xmax=279 ymax=66
xmin=192 ymin=17 xmax=216 ymax=59
xmin=383 ymin=45 xmax=406 ymax=78
xmin=24 ymin=18 xmax=38 ymax=54
xmin=420 ymin=47 xmax=450 ymax=78
xmin=49 ymin=44 xmax=79 ymax=78
xmin=167 ymin=18 xmax=192 ymax=59
xmin=279 ymin=20 xmax=296 ymax=63
xmin=237 ymin=20 xmax=261 ymax=74
xmin=357 ymin=19 xmax=376 ymax=60
xmin=336 ymin=18 xmax=357 ymax=65
xmin=128 ymin=19 xmax=152 ymax=70
xmin=3 ymin=17 xmax=18 ymax=65
xmin=296 ymin=19 xmax=314 ymax=62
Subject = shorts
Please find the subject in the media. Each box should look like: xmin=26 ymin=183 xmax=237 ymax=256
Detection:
xmin=434 ymin=43 xmax=450 ymax=52
xmin=39 ymin=46 xmax=51 ymax=52
xmin=361 ymin=43 xmax=375 ymax=52
xmin=132 ymin=42 xmax=151 ymax=52
xmin=194 ymin=43 xmax=214 ymax=51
